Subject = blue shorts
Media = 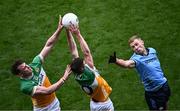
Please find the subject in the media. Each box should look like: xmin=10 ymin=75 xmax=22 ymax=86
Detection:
xmin=145 ymin=82 xmax=171 ymax=110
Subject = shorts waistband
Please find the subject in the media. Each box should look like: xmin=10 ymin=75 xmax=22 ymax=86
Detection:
xmin=92 ymin=98 xmax=109 ymax=102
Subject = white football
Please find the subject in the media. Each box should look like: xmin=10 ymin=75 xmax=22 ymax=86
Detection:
xmin=62 ymin=13 xmax=79 ymax=28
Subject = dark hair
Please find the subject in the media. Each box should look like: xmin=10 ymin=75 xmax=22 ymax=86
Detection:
xmin=11 ymin=59 xmax=24 ymax=75
xmin=70 ymin=58 xmax=84 ymax=74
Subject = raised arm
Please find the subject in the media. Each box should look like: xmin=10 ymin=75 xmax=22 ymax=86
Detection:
xmin=66 ymin=29 xmax=79 ymax=60
xmin=33 ymin=65 xmax=71 ymax=95
xmin=69 ymin=25 xmax=94 ymax=68
xmin=109 ymin=52 xmax=135 ymax=68
xmin=40 ymin=16 xmax=63 ymax=60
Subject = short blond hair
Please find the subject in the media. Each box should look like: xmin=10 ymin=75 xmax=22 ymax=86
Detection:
xmin=128 ymin=35 xmax=141 ymax=44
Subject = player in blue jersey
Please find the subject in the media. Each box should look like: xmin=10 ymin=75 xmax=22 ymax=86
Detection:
xmin=108 ymin=35 xmax=171 ymax=110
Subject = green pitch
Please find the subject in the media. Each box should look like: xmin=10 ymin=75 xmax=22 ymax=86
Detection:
xmin=0 ymin=0 xmax=180 ymax=110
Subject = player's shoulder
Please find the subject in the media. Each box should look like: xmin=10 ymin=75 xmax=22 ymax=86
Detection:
xmin=20 ymin=79 xmax=34 ymax=88
xmin=148 ymin=47 xmax=156 ymax=54
xmin=130 ymin=52 xmax=140 ymax=59
xmin=30 ymin=55 xmax=43 ymax=67
xmin=33 ymin=55 xmax=43 ymax=62
xmin=20 ymin=79 xmax=35 ymax=95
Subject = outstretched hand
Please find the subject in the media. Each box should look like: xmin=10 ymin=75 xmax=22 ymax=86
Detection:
xmin=68 ymin=22 xmax=80 ymax=35
xmin=63 ymin=65 xmax=72 ymax=80
xmin=108 ymin=52 xmax=117 ymax=64
xmin=58 ymin=15 xmax=63 ymax=29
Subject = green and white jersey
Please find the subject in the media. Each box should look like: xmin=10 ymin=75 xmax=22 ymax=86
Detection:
xmin=20 ymin=55 xmax=56 ymax=107
xmin=75 ymin=64 xmax=112 ymax=102
xmin=75 ymin=64 xmax=96 ymax=86
xmin=20 ymin=55 xmax=44 ymax=95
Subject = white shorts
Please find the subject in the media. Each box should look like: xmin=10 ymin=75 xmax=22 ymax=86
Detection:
xmin=33 ymin=97 xmax=60 ymax=111
xmin=90 ymin=98 xmax=114 ymax=111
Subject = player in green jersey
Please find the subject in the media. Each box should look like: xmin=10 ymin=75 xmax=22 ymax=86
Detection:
xmin=66 ymin=24 xmax=114 ymax=111
xmin=11 ymin=16 xmax=72 ymax=111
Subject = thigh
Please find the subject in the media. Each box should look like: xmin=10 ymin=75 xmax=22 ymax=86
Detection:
xmin=145 ymin=91 xmax=157 ymax=110
xmin=145 ymin=82 xmax=171 ymax=110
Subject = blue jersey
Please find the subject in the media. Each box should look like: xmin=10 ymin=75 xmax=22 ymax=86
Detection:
xmin=130 ymin=48 xmax=167 ymax=91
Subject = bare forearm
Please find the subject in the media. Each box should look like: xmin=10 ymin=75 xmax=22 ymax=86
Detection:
xmin=43 ymin=65 xmax=71 ymax=95
xmin=46 ymin=28 xmax=62 ymax=47
xmin=77 ymin=33 xmax=91 ymax=56
xmin=44 ymin=65 xmax=71 ymax=95
xmin=116 ymin=59 xmax=127 ymax=68
xmin=66 ymin=30 xmax=79 ymax=59
xmin=68 ymin=26 xmax=94 ymax=67
xmin=40 ymin=28 xmax=62 ymax=59
xmin=34 ymin=77 xmax=65 ymax=95
xmin=46 ymin=77 xmax=65 ymax=94
xmin=116 ymin=59 xmax=135 ymax=68
xmin=76 ymin=33 xmax=94 ymax=67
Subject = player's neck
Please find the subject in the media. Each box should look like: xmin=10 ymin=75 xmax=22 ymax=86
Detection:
xmin=142 ymin=48 xmax=149 ymax=56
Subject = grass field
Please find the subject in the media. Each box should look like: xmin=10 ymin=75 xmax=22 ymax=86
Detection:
xmin=0 ymin=0 xmax=180 ymax=110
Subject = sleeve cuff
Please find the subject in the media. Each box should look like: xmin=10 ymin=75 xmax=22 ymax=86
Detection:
xmin=39 ymin=54 xmax=44 ymax=63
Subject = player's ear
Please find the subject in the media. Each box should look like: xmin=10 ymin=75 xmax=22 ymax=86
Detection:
xmin=141 ymin=39 xmax=144 ymax=45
